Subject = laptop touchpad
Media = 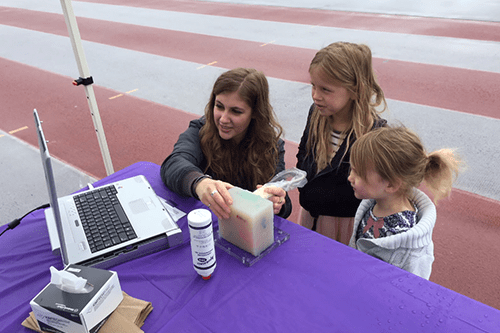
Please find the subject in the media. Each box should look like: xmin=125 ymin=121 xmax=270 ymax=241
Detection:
xmin=129 ymin=198 xmax=155 ymax=214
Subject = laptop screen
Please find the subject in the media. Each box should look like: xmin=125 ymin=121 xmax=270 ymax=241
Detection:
xmin=34 ymin=109 xmax=69 ymax=266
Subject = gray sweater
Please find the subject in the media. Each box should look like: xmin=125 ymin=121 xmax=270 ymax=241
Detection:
xmin=349 ymin=188 xmax=437 ymax=280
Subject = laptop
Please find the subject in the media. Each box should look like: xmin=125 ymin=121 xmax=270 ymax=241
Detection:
xmin=33 ymin=109 xmax=183 ymax=269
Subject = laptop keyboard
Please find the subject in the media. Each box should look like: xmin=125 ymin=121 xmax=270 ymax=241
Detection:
xmin=74 ymin=185 xmax=138 ymax=253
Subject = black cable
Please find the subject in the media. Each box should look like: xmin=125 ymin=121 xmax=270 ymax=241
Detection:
xmin=0 ymin=203 xmax=50 ymax=237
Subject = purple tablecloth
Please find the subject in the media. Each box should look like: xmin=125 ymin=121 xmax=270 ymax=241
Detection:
xmin=1 ymin=161 xmax=499 ymax=332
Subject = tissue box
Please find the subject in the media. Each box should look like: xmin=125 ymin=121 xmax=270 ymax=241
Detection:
xmin=219 ymin=187 xmax=274 ymax=256
xmin=30 ymin=265 xmax=123 ymax=333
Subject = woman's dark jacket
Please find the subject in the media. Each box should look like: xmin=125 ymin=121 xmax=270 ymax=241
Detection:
xmin=161 ymin=116 xmax=292 ymax=219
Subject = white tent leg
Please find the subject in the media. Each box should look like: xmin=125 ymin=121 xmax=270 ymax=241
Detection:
xmin=59 ymin=0 xmax=114 ymax=176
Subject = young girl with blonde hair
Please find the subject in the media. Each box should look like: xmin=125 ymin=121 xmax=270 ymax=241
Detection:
xmin=348 ymin=126 xmax=462 ymax=279
xmin=297 ymin=42 xmax=387 ymax=244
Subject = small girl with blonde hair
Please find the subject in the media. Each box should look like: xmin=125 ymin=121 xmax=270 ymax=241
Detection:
xmin=348 ymin=126 xmax=462 ymax=279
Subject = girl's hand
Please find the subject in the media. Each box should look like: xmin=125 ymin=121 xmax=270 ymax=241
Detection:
xmin=195 ymin=178 xmax=233 ymax=220
xmin=255 ymin=185 xmax=286 ymax=215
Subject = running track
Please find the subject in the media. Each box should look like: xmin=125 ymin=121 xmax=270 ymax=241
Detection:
xmin=1 ymin=0 xmax=499 ymax=310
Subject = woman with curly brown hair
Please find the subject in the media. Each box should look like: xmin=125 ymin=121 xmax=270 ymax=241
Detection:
xmin=161 ymin=68 xmax=291 ymax=220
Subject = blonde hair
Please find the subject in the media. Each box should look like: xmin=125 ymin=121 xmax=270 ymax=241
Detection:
xmin=350 ymin=126 xmax=462 ymax=203
xmin=199 ymin=68 xmax=283 ymax=190
xmin=307 ymin=42 xmax=387 ymax=170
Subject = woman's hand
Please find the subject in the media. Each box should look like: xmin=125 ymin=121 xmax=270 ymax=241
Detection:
xmin=255 ymin=185 xmax=286 ymax=215
xmin=195 ymin=178 xmax=233 ymax=220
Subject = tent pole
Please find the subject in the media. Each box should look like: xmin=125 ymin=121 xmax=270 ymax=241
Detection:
xmin=59 ymin=0 xmax=114 ymax=176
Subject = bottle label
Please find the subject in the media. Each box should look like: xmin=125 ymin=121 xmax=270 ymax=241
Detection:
xmin=189 ymin=217 xmax=216 ymax=275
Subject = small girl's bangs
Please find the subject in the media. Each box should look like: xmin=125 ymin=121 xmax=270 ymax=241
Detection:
xmin=350 ymin=139 xmax=371 ymax=181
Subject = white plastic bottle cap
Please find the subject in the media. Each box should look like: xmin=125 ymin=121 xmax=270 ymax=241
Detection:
xmin=188 ymin=209 xmax=212 ymax=228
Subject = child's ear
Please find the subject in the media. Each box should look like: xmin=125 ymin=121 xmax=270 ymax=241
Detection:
xmin=386 ymin=178 xmax=403 ymax=194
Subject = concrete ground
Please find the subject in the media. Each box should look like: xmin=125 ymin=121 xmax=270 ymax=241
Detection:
xmin=0 ymin=129 xmax=96 ymax=225
xmin=1 ymin=0 xmax=499 ymax=309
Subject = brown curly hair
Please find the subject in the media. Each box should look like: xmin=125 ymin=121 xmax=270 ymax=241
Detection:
xmin=199 ymin=68 xmax=283 ymax=190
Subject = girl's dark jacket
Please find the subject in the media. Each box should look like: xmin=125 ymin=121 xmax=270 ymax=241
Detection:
xmin=296 ymin=104 xmax=387 ymax=218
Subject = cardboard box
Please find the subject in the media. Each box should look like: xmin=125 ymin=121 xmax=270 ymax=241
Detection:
xmin=30 ymin=265 xmax=123 ymax=333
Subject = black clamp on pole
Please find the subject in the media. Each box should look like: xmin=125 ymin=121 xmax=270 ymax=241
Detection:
xmin=72 ymin=76 xmax=94 ymax=86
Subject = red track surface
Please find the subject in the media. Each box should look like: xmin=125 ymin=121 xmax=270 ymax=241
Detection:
xmin=1 ymin=6 xmax=499 ymax=118
xmin=1 ymin=2 xmax=499 ymax=310
xmin=80 ymin=0 xmax=500 ymax=42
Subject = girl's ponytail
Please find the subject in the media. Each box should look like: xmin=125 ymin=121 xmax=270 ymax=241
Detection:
xmin=424 ymin=149 xmax=462 ymax=203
